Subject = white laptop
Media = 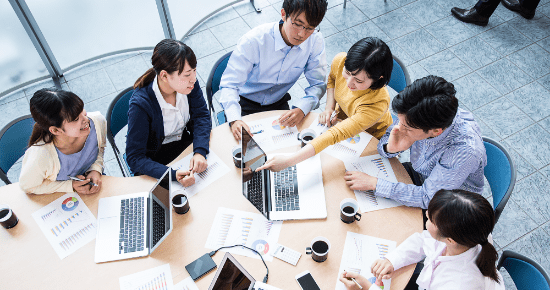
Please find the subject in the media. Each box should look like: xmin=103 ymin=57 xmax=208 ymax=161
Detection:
xmin=94 ymin=169 xmax=172 ymax=263
xmin=208 ymin=252 xmax=281 ymax=290
xmin=241 ymin=127 xmax=327 ymax=221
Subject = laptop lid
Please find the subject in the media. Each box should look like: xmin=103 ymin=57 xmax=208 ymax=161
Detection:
xmin=241 ymin=127 xmax=270 ymax=219
xmin=148 ymin=169 xmax=172 ymax=254
xmin=208 ymin=252 xmax=256 ymax=290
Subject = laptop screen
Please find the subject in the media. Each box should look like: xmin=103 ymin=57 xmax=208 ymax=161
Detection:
xmin=241 ymin=127 xmax=267 ymax=173
xmin=148 ymin=169 xmax=172 ymax=253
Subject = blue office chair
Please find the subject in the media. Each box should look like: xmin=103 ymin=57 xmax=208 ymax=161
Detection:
xmin=388 ymin=55 xmax=411 ymax=94
xmin=106 ymin=87 xmax=134 ymax=177
xmin=0 ymin=115 xmax=35 ymax=184
xmin=206 ymin=51 xmax=232 ymax=126
xmin=483 ymin=137 xmax=516 ymax=224
xmin=497 ymin=250 xmax=550 ymax=290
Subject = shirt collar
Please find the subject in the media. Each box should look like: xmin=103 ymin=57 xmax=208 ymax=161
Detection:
xmin=152 ymin=76 xmax=182 ymax=110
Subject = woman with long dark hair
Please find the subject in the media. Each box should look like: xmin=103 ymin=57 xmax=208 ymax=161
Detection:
xmin=19 ymin=88 xmax=107 ymax=194
xmin=340 ymin=189 xmax=503 ymax=290
xmin=126 ymin=39 xmax=211 ymax=186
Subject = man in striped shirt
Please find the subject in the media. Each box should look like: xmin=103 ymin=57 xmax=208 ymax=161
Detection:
xmin=344 ymin=75 xmax=487 ymax=211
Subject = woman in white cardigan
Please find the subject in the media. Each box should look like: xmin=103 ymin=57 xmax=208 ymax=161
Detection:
xmin=19 ymin=88 xmax=106 ymax=195
xmin=340 ymin=189 xmax=504 ymax=290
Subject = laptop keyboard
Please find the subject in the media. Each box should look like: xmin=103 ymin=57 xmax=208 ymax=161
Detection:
xmin=274 ymin=166 xmax=299 ymax=211
xmin=247 ymin=171 xmax=265 ymax=213
xmin=151 ymin=198 xmax=166 ymax=248
xmin=119 ymin=197 xmax=145 ymax=254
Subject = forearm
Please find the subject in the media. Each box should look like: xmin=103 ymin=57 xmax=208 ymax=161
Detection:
xmin=20 ymin=179 xmax=74 ymax=195
xmin=325 ymin=88 xmax=336 ymax=111
xmin=288 ymin=144 xmax=316 ymax=167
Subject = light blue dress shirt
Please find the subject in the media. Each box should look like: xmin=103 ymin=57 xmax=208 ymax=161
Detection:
xmin=376 ymin=108 xmax=487 ymax=209
xmin=219 ymin=21 xmax=327 ymax=123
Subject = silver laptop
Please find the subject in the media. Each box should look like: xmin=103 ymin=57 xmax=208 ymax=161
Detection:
xmin=94 ymin=169 xmax=172 ymax=263
xmin=241 ymin=127 xmax=327 ymax=221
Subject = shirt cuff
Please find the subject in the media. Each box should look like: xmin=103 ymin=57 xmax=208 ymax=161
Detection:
xmin=375 ymin=178 xmax=394 ymax=198
xmin=224 ymin=105 xmax=242 ymax=123
xmin=384 ymin=252 xmax=406 ymax=271
xmin=193 ymin=148 xmax=208 ymax=158
xmin=293 ymin=99 xmax=315 ymax=117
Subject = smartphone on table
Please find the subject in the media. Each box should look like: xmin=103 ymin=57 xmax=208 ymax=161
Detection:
xmin=295 ymin=270 xmax=321 ymax=290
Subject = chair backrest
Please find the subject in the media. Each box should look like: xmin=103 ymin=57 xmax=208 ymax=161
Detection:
xmin=206 ymin=51 xmax=232 ymax=125
xmin=483 ymin=137 xmax=516 ymax=224
xmin=106 ymin=87 xmax=134 ymax=153
xmin=388 ymin=55 xmax=411 ymax=93
xmin=0 ymin=115 xmax=35 ymax=184
xmin=497 ymin=250 xmax=550 ymax=290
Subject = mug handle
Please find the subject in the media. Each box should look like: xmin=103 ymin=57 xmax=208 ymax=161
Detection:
xmin=297 ymin=132 xmax=302 ymax=141
xmin=306 ymin=247 xmax=312 ymax=255
xmin=355 ymin=213 xmax=362 ymax=221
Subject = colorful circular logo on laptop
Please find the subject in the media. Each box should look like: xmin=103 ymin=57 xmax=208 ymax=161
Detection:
xmin=62 ymin=197 xmax=79 ymax=211
xmin=346 ymin=134 xmax=360 ymax=144
xmin=271 ymin=119 xmax=286 ymax=130
xmin=252 ymin=239 xmax=270 ymax=255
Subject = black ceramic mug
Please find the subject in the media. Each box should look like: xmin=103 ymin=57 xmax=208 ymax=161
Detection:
xmin=306 ymin=236 xmax=331 ymax=262
xmin=172 ymin=193 xmax=190 ymax=214
xmin=340 ymin=198 xmax=361 ymax=224
xmin=0 ymin=205 xmax=19 ymax=229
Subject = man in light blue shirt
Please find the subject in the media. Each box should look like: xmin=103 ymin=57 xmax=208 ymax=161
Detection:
xmin=219 ymin=0 xmax=328 ymax=140
xmin=344 ymin=76 xmax=487 ymax=210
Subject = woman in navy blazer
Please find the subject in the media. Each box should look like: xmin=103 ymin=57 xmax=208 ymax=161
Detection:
xmin=126 ymin=39 xmax=211 ymax=186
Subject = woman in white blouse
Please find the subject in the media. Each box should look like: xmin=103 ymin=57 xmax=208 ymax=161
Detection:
xmin=340 ymin=189 xmax=504 ymax=290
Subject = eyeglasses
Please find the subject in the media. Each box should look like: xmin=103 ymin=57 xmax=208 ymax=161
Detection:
xmin=289 ymin=18 xmax=320 ymax=33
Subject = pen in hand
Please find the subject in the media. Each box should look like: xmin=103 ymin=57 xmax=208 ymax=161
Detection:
xmin=68 ymin=176 xmax=98 ymax=187
xmin=343 ymin=270 xmax=363 ymax=289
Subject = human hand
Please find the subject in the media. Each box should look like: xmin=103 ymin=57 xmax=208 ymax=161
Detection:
xmin=72 ymin=174 xmax=93 ymax=194
xmin=176 ymin=170 xmax=195 ymax=187
xmin=255 ymin=155 xmax=292 ymax=172
xmin=338 ymin=271 xmax=371 ymax=290
xmin=85 ymin=170 xmax=102 ymax=194
xmin=278 ymin=108 xmax=305 ymax=128
xmin=344 ymin=171 xmax=377 ymax=191
xmin=386 ymin=125 xmax=415 ymax=153
xmin=318 ymin=109 xmax=334 ymax=127
xmin=189 ymin=153 xmax=207 ymax=173
xmin=230 ymin=120 xmax=251 ymax=141
xmin=243 ymin=167 xmax=253 ymax=183
xmin=371 ymin=258 xmax=395 ymax=280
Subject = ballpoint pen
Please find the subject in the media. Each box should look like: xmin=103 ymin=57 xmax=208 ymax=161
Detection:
xmin=344 ymin=270 xmax=363 ymax=289
xmin=251 ymin=129 xmax=264 ymax=134
xmin=68 ymin=176 xmax=98 ymax=187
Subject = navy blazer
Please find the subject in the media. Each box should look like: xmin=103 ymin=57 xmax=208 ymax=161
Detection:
xmin=126 ymin=80 xmax=212 ymax=181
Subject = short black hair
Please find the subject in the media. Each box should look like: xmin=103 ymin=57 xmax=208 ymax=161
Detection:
xmin=392 ymin=75 xmax=458 ymax=131
xmin=282 ymin=0 xmax=328 ymax=28
xmin=344 ymin=37 xmax=393 ymax=90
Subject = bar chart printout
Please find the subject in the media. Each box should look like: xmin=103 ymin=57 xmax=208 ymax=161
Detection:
xmin=32 ymin=193 xmax=97 ymax=259
xmin=119 ymin=263 xmax=174 ymax=290
xmin=335 ymin=232 xmax=396 ymax=290
xmin=171 ymin=152 xmax=230 ymax=197
xmin=205 ymin=207 xmax=282 ymax=262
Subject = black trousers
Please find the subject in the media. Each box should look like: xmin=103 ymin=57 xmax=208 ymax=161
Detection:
xmin=151 ymin=130 xmax=193 ymax=166
xmin=475 ymin=0 xmax=541 ymax=17
xmin=239 ymin=93 xmax=291 ymax=116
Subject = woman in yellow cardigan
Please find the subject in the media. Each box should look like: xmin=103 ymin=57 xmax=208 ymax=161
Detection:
xmin=19 ymin=89 xmax=106 ymax=195
xmin=258 ymin=37 xmax=393 ymax=172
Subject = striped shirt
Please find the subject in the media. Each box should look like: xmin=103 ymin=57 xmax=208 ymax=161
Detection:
xmin=376 ymin=108 xmax=487 ymax=209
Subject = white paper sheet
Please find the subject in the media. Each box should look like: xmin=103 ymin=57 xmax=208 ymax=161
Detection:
xmin=324 ymin=132 xmax=373 ymax=162
xmin=307 ymin=119 xmax=329 ymax=136
xmin=344 ymin=154 xmax=401 ymax=213
xmin=119 ymin=264 xmax=174 ymax=290
xmin=31 ymin=193 xmax=97 ymax=259
xmin=174 ymin=277 xmax=198 ymax=290
xmin=253 ymin=282 xmax=283 ymax=290
xmin=205 ymin=207 xmax=283 ymax=262
xmin=335 ymin=232 xmax=396 ymax=290
xmin=246 ymin=115 xmax=300 ymax=152
xmin=171 ymin=152 xmax=230 ymax=198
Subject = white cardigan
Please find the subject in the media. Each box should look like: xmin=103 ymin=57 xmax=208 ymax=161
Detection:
xmin=370 ymin=231 xmax=505 ymax=290
xmin=19 ymin=112 xmax=107 ymax=194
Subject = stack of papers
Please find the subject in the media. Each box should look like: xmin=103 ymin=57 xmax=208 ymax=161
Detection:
xmin=246 ymin=116 xmax=301 ymax=152
xmin=119 ymin=264 xmax=174 ymax=290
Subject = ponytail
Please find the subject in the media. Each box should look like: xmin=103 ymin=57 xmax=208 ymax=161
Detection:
xmin=428 ymin=189 xmax=500 ymax=283
xmin=28 ymin=123 xmax=54 ymax=146
xmin=134 ymin=68 xmax=156 ymax=89
xmin=134 ymin=39 xmax=197 ymax=89
xmin=476 ymin=242 xmax=500 ymax=283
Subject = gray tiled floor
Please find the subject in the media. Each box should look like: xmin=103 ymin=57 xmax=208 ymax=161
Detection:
xmin=2 ymin=0 xmax=550 ymax=288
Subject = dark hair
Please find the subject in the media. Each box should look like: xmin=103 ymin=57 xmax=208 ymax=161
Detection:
xmin=391 ymin=75 xmax=458 ymax=132
xmin=282 ymin=0 xmax=328 ymax=28
xmin=134 ymin=39 xmax=197 ymax=89
xmin=28 ymin=88 xmax=84 ymax=146
xmin=428 ymin=189 xmax=499 ymax=283
xmin=344 ymin=37 xmax=393 ymax=90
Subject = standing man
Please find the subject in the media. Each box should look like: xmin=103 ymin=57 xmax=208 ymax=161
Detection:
xmin=452 ymin=0 xmax=541 ymax=26
xmin=344 ymin=76 xmax=487 ymax=211
xmin=219 ymin=0 xmax=328 ymax=140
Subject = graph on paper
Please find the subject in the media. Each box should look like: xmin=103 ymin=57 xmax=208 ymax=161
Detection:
xmin=120 ymin=264 xmax=174 ymax=290
xmin=174 ymin=277 xmax=199 ymax=290
xmin=205 ymin=207 xmax=282 ymax=261
xmin=324 ymin=132 xmax=373 ymax=162
xmin=272 ymin=132 xmax=296 ymax=144
xmin=246 ymin=116 xmax=300 ymax=152
xmin=336 ymin=232 xmax=396 ymax=290
xmin=171 ymin=152 xmax=230 ymax=197
xmin=32 ymin=193 xmax=97 ymax=260
xmin=344 ymin=155 xmax=401 ymax=213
